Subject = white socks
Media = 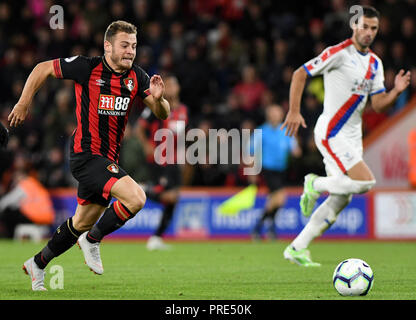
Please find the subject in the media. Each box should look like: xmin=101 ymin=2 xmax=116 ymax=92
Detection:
xmin=290 ymin=174 xmax=376 ymax=251
xmin=313 ymin=174 xmax=375 ymax=195
xmin=291 ymin=194 xmax=352 ymax=250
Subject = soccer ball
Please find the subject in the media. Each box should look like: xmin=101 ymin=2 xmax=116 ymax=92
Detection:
xmin=332 ymin=258 xmax=374 ymax=296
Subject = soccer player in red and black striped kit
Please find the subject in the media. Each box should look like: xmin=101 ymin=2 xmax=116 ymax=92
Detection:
xmin=136 ymin=75 xmax=188 ymax=250
xmin=8 ymin=21 xmax=170 ymax=291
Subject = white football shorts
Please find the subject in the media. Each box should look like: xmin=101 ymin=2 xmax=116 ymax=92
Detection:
xmin=314 ymin=133 xmax=363 ymax=176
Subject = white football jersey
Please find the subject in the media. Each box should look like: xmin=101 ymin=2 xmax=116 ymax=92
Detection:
xmin=303 ymin=38 xmax=385 ymax=142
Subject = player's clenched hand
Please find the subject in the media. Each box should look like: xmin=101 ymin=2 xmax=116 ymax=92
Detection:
xmin=394 ymin=69 xmax=411 ymax=94
xmin=280 ymin=111 xmax=307 ymax=137
xmin=8 ymin=103 xmax=29 ymax=127
xmin=149 ymin=75 xmax=165 ymax=100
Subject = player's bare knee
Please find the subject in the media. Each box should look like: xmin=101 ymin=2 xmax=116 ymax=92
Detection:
xmin=123 ymin=187 xmax=146 ymax=214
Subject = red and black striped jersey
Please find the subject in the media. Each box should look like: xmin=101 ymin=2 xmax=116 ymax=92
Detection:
xmin=53 ymin=55 xmax=151 ymax=163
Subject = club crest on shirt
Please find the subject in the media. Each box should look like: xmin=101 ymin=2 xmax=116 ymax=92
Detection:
xmin=107 ymin=163 xmax=119 ymax=174
xmin=123 ymin=78 xmax=135 ymax=91
xmin=313 ymin=57 xmax=322 ymax=66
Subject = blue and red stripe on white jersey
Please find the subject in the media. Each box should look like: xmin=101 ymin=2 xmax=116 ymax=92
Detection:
xmin=303 ymin=38 xmax=386 ymax=143
xmin=303 ymin=39 xmax=386 ymax=173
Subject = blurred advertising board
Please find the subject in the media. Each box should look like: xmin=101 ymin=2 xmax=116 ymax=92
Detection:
xmin=51 ymin=188 xmax=371 ymax=239
xmin=205 ymin=193 xmax=369 ymax=239
xmin=374 ymin=191 xmax=416 ymax=239
xmin=363 ymin=98 xmax=416 ymax=188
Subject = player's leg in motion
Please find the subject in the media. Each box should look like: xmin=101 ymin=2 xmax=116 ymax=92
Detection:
xmin=147 ymin=189 xmax=178 ymax=250
xmin=300 ymin=162 xmax=375 ymax=217
xmin=284 ymin=161 xmax=375 ymax=266
xmin=79 ymin=175 xmax=146 ymax=273
xmin=284 ymin=193 xmax=352 ymax=266
xmin=23 ymin=203 xmax=104 ymax=290
xmin=252 ymin=188 xmax=286 ymax=240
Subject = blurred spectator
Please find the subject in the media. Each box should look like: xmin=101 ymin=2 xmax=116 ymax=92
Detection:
xmin=109 ymin=0 xmax=127 ymax=22
xmin=82 ymin=0 xmax=108 ymax=35
xmin=0 ymin=0 xmax=414 ymax=191
xmin=240 ymin=2 xmax=269 ymax=40
xmin=0 ymin=48 xmax=23 ymax=102
xmin=132 ymin=0 xmax=152 ymax=27
xmin=43 ymin=88 xmax=75 ymax=149
xmin=0 ymin=163 xmax=55 ymax=238
xmin=399 ymin=16 xmax=416 ymax=61
xmin=375 ymin=15 xmax=392 ymax=44
xmin=38 ymin=147 xmax=70 ymax=188
xmin=136 ymin=46 xmax=158 ymax=76
xmin=217 ymin=92 xmax=245 ymax=130
xmin=390 ymin=41 xmax=411 ymax=71
xmin=372 ymin=40 xmax=387 ymax=61
xmin=296 ymin=134 xmax=326 ymax=180
xmin=158 ymin=0 xmax=183 ymax=36
xmin=175 ymin=43 xmax=212 ymax=116
xmin=323 ymin=0 xmax=350 ymax=43
xmin=0 ymin=3 xmax=14 ymax=36
xmin=144 ymin=21 xmax=164 ymax=63
xmin=299 ymin=94 xmax=322 ymax=147
xmin=267 ymin=39 xmax=289 ymax=95
xmin=169 ymin=21 xmax=186 ymax=61
xmin=119 ymin=123 xmax=149 ymax=184
xmin=232 ymin=65 xmax=266 ymax=115
xmin=275 ymin=65 xmax=294 ymax=105
xmin=185 ymin=119 xmax=228 ymax=186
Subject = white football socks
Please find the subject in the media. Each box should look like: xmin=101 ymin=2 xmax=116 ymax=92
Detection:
xmin=291 ymin=194 xmax=352 ymax=250
xmin=313 ymin=174 xmax=375 ymax=195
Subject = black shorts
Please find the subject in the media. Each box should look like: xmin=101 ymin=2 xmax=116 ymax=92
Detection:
xmin=70 ymin=155 xmax=128 ymax=207
xmin=261 ymin=169 xmax=286 ymax=193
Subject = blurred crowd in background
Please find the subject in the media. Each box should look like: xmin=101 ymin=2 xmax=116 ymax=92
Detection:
xmin=0 ymin=0 xmax=416 ymax=194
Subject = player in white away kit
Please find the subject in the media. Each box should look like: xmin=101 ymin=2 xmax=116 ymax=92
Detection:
xmin=281 ymin=6 xmax=411 ymax=266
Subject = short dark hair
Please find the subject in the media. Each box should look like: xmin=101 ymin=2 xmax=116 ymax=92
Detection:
xmin=362 ymin=5 xmax=380 ymax=19
xmin=104 ymin=20 xmax=137 ymax=43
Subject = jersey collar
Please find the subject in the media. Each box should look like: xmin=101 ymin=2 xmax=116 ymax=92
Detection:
xmin=102 ymin=56 xmax=130 ymax=76
xmin=356 ymin=49 xmax=369 ymax=56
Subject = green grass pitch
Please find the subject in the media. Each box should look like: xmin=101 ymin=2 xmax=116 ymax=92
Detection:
xmin=1 ymin=239 xmax=415 ymax=300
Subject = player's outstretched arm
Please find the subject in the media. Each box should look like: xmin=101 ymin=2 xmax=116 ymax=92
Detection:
xmin=371 ymin=69 xmax=411 ymax=113
xmin=280 ymin=66 xmax=308 ymax=137
xmin=8 ymin=60 xmax=56 ymax=127
xmin=143 ymin=75 xmax=170 ymax=120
